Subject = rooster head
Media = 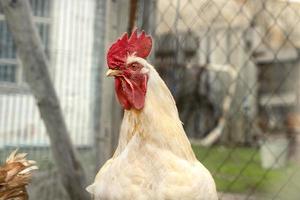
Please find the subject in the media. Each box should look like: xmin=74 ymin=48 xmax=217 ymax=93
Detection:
xmin=106 ymin=29 xmax=152 ymax=110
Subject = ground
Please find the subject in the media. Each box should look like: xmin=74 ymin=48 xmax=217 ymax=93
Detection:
xmin=192 ymin=145 xmax=299 ymax=199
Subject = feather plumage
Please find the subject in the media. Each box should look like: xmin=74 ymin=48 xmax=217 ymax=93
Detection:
xmin=87 ymin=56 xmax=218 ymax=200
xmin=0 ymin=150 xmax=37 ymax=200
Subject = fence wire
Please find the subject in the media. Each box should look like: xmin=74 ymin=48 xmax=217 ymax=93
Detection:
xmin=0 ymin=0 xmax=300 ymax=200
xmin=139 ymin=0 xmax=300 ymax=199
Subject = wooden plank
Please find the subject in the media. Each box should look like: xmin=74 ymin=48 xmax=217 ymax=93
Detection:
xmin=92 ymin=0 xmax=112 ymax=170
xmin=92 ymin=0 xmax=128 ymax=170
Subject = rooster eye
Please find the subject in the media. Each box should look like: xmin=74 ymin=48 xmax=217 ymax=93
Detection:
xmin=129 ymin=62 xmax=141 ymax=71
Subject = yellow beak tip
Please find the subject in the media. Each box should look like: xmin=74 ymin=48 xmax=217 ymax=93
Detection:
xmin=106 ymin=69 xmax=120 ymax=77
xmin=106 ymin=70 xmax=112 ymax=77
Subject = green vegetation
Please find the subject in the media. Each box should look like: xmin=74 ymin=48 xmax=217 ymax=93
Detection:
xmin=192 ymin=145 xmax=297 ymax=194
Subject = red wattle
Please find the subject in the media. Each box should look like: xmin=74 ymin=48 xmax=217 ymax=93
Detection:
xmin=115 ymin=74 xmax=148 ymax=110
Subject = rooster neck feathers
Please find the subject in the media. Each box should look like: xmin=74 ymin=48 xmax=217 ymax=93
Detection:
xmin=114 ymin=57 xmax=196 ymax=161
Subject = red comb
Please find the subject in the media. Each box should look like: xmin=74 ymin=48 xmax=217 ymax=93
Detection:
xmin=107 ymin=29 xmax=152 ymax=69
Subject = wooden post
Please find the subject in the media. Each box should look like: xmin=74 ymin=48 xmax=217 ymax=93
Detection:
xmin=140 ymin=0 xmax=156 ymax=34
xmin=139 ymin=0 xmax=156 ymax=62
xmin=0 ymin=0 xmax=89 ymax=199
xmin=128 ymin=0 xmax=138 ymax=34
xmin=92 ymin=0 xmax=113 ymax=170
xmin=94 ymin=0 xmax=130 ymax=168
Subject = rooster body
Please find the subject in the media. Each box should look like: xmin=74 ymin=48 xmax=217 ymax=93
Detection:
xmin=87 ymin=31 xmax=217 ymax=200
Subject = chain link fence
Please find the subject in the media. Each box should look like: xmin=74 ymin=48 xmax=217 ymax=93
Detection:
xmin=0 ymin=0 xmax=300 ymax=199
xmin=143 ymin=0 xmax=300 ymax=199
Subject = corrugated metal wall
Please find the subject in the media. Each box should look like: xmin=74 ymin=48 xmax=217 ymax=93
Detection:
xmin=0 ymin=1 xmax=98 ymax=199
xmin=0 ymin=0 xmax=94 ymax=149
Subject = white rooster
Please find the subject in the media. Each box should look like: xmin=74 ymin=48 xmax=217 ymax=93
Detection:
xmin=87 ymin=30 xmax=218 ymax=200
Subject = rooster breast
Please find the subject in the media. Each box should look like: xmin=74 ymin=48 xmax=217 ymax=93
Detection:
xmin=87 ymin=134 xmax=218 ymax=200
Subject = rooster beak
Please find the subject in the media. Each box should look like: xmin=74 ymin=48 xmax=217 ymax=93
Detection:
xmin=106 ymin=69 xmax=121 ymax=77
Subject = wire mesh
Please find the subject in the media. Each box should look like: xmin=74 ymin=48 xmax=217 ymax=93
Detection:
xmin=146 ymin=0 xmax=300 ymax=199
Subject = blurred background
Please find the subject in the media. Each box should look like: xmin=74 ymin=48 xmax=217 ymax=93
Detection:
xmin=1 ymin=0 xmax=300 ymax=199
